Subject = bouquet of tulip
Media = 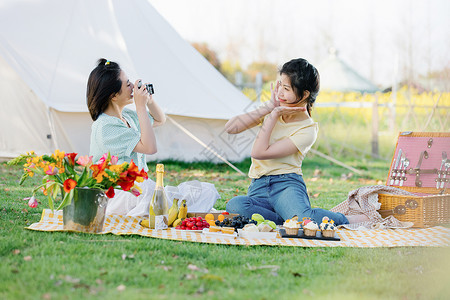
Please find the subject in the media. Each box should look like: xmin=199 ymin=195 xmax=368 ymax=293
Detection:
xmin=8 ymin=150 xmax=148 ymax=210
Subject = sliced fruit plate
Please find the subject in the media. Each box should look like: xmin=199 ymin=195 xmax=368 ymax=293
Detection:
xmin=237 ymin=229 xmax=279 ymax=239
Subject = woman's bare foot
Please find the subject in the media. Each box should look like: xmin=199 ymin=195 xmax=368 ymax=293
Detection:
xmin=346 ymin=214 xmax=369 ymax=224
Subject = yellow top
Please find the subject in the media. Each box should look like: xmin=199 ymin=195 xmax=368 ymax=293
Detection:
xmin=248 ymin=116 xmax=318 ymax=179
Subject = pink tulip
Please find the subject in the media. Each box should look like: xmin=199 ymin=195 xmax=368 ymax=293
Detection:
xmin=45 ymin=165 xmax=58 ymax=175
xmin=28 ymin=196 xmax=38 ymax=208
xmin=98 ymin=153 xmax=108 ymax=164
xmin=110 ymin=155 xmax=119 ymax=165
xmin=76 ymin=155 xmax=93 ymax=167
xmin=130 ymin=187 xmax=141 ymax=197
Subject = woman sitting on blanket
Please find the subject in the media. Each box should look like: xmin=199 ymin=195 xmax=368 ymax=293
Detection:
xmin=87 ymin=58 xmax=166 ymax=216
xmin=225 ymin=58 xmax=368 ymax=225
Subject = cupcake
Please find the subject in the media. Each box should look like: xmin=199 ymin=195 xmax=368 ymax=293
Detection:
xmin=320 ymin=217 xmax=336 ymax=238
xmin=283 ymin=216 xmax=300 ymax=235
xmin=302 ymin=217 xmax=319 ymax=237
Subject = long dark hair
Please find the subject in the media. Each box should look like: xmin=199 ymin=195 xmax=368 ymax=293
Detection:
xmin=86 ymin=58 xmax=122 ymax=121
xmin=280 ymin=58 xmax=320 ymax=116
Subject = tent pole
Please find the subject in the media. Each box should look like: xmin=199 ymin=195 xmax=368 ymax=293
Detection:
xmin=167 ymin=116 xmax=246 ymax=176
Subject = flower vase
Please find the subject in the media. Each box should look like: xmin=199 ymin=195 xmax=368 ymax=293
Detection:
xmin=63 ymin=187 xmax=108 ymax=233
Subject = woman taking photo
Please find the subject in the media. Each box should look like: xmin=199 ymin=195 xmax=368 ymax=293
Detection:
xmin=87 ymin=58 xmax=166 ymax=215
xmin=225 ymin=58 xmax=367 ymax=225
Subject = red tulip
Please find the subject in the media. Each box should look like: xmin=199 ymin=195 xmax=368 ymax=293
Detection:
xmin=65 ymin=153 xmax=77 ymax=167
xmin=117 ymin=180 xmax=134 ymax=191
xmin=105 ymin=186 xmax=115 ymax=198
xmin=63 ymin=178 xmax=77 ymax=193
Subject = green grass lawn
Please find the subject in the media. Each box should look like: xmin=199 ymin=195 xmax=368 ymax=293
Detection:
xmin=1 ymin=156 xmax=449 ymax=300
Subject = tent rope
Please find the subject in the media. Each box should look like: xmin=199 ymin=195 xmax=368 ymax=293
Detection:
xmin=309 ymin=149 xmax=364 ymax=175
xmin=166 ymin=116 xmax=246 ymax=176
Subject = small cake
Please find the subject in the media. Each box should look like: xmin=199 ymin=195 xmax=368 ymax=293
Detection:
xmin=209 ymin=226 xmax=221 ymax=232
xmin=242 ymin=223 xmax=259 ymax=232
xmin=283 ymin=216 xmax=300 ymax=235
xmin=221 ymin=227 xmax=235 ymax=234
xmin=302 ymin=218 xmax=319 ymax=236
xmin=320 ymin=217 xmax=336 ymax=238
xmin=258 ymin=223 xmax=273 ymax=232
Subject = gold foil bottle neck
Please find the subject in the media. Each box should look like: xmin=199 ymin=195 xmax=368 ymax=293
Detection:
xmin=156 ymin=163 xmax=164 ymax=173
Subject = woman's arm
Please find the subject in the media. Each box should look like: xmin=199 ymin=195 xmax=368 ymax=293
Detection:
xmin=224 ymin=105 xmax=272 ymax=134
xmin=225 ymin=82 xmax=280 ymax=134
xmin=251 ymin=107 xmax=306 ymax=160
xmin=146 ymin=96 xmax=166 ymax=127
xmin=133 ymin=80 xmax=157 ymax=154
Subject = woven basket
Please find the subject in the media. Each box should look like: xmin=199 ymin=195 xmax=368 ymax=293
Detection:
xmin=378 ymin=192 xmax=450 ymax=228
xmin=378 ymin=132 xmax=450 ymax=227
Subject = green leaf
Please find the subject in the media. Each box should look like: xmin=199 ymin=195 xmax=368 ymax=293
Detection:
xmin=54 ymin=174 xmax=64 ymax=184
xmin=48 ymin=193 xmax=54 ymax=211
xmin=19 ymin=173 xmax=29 ymax=185
xmin=52 ymin=183 xmax=60 ymax=200
xmin=56 ymin=188 xmax=74 ymax=210
xmin=7 ymin=154 xmax=28 ymax=166
xmin=42 ymin=154 xmax=55 ymax=163
xmin=77 ymin=168 xmax=89 ymax=186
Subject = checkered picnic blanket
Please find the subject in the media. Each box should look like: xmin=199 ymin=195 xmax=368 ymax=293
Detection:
xmin=26 ymin=209 xmax=450 ymax=248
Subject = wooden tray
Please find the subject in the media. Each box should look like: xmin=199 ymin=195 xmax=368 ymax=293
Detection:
xmin=279 ymin=229 xmax=340 ymax=241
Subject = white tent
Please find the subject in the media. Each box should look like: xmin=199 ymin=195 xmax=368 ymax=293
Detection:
xmin=317 ymin=48 xmax=379 ymax=93
xmin=0 ymin=0 xmax=256 ymax=163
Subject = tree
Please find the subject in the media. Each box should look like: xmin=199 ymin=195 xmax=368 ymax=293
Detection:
xmin=191 ymin=42 xmax=221 ymax=71
xmin=246 ymin=62 xmax=278 ymax=84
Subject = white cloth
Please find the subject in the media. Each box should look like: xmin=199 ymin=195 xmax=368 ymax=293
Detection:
xmin=105 ymin=179 xmax=156 ymax=216
xmin=106 ymin=179 xmax=220 ymax=218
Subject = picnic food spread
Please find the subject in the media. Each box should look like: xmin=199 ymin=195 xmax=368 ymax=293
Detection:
xmin=137 ymin=164 xmax=344 ymax=240
xmin=140 ymin=202 xmax=344 ymax=241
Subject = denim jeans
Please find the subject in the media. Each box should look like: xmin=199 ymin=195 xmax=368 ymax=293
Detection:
xmin=226 ymin=173 xmax=349 ymax=225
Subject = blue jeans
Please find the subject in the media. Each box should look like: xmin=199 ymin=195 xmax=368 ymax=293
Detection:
xmin=226 ymin=173 xmax=349 ymax=225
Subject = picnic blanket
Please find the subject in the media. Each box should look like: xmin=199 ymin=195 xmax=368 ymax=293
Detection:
xmin=26 ymin=209 xmax=450 ymax=248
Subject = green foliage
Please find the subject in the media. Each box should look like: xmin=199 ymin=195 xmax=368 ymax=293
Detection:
xmin=1 ymin=160 xmax=449 ymax=299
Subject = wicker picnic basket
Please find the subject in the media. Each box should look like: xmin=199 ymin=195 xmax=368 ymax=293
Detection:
xmin=378 ymin=132 xmax=450 ymax=227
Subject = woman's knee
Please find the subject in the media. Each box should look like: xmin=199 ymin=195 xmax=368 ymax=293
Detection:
xmin=225 ymin=196 xmax=250 ymax=214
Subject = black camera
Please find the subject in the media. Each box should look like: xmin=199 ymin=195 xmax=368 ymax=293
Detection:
xmin=137 ymin=80 xmax=154 ymax=95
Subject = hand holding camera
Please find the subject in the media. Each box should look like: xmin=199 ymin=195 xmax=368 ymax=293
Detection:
xmin=137 ymin=80 xmax=154 ymax=95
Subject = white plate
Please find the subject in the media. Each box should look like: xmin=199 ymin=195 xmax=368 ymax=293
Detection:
xmin=237 ymin=229 xmax=278 ymax=239
xmin=172 ymin=228 xmax=203 ymax=232
xmin=202 ymin=228 xmax=237 ymax=238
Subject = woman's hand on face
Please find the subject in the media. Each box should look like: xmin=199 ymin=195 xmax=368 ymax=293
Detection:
xmin=271 ymin=106 xmax=306 ymax=117
xmin=266 ymin=81 xmax=280 ymax=111
xmin=133 ymin=80 xmax=150 ymax=108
